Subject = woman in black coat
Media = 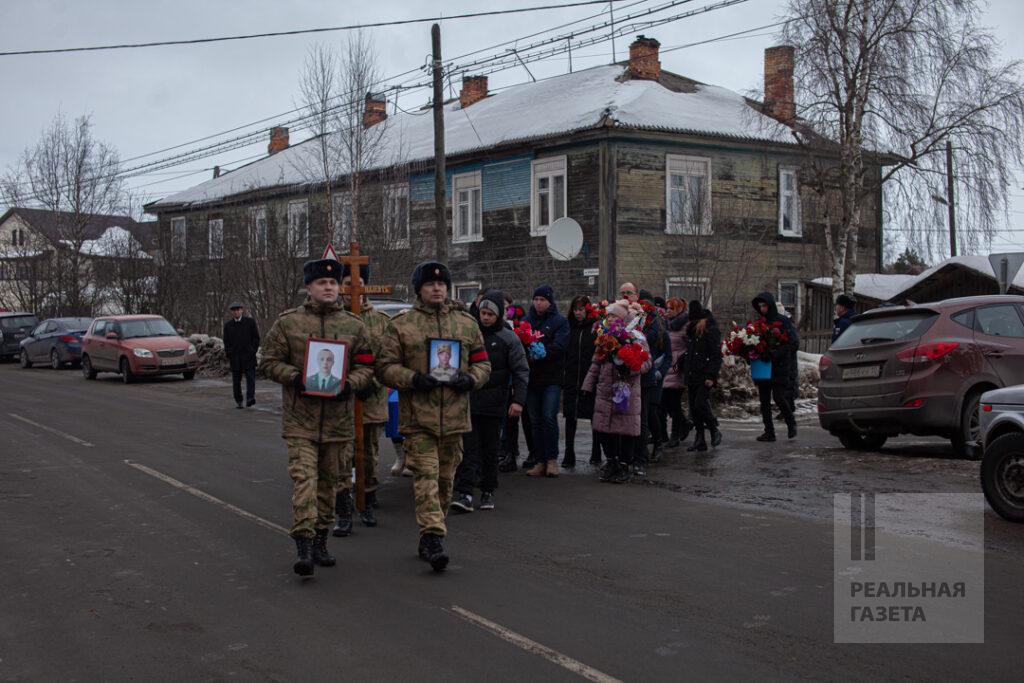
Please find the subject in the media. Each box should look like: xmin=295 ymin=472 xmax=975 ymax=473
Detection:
xmin=751 ymin=291 xmax=798 ymax=441
xmin=682 ymin=301 xmax=723 ymax=452
xmin=561 ymin=295 xmax=597 ymax=468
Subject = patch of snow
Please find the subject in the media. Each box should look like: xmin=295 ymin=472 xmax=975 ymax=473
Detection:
xmin=810 ymin=274 xmax=915 ymax=302
xmin=889 ymin=254 xmax=1024 ymax=299
xmin=65 ymin=226 xmax=151 ymax=258
xmin=153 ymin=65 xmax=794 ymax=209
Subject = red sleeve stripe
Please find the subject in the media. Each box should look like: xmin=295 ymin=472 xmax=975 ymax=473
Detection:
xmin=354 ymin=352 xmax=375 ymax=364
xmin=469 ymin=349 xmax=488 ymax=363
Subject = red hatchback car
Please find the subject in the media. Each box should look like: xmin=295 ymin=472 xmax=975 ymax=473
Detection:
xmin=81 ymin=315 xmax=199 ymax=383
xmin=818 ymin=295 xmax=1024 ymax=457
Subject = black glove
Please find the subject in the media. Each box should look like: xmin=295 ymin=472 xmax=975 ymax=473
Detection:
xmin=412 ymin=372 xmax=440 ymax=392
xmin=355 ymin=382 xmax=377 ymax=400
xmin=292 ymin=373 xmax=305 ymax=393
xmin=336 ymin=381 xmax=352 ymax=400
xmin=452 ymin=373 xmax=475 ymax=393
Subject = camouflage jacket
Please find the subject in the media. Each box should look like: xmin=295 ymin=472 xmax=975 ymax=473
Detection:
xmin=346 ymin=301 xmax=389 ymax=425
xmin=376 ymin=297 xmax=490 ymax=438
xmin=259 ymin=298 xmax=375 ymax=443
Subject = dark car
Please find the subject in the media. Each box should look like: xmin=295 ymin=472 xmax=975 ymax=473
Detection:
xmin=80 ymin=315 xmax=199 ymax=383
xmin=19 ymin=317 xmax=93 ymax=369
xmin=818 ymin=295 xmax=1024 ymax=457
xmin=975 ymin=385 xmax=1024 ymax=522
xmin=0 ymin=312 xmax=39 ymax=360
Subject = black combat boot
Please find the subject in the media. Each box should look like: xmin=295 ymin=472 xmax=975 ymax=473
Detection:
xmin=756 ymin=431 xmax=776 ymax=442
xmin=293 ymin=536 xmax=314 ymax=576
xmin=311 ymin=528 xmax=336 ymax=567
xmin=709 ymin=425 xmax=723 ymax=448
xmin=360 ymin=491 xmax=378 ymax=527
xmin=332 ymin=491 xmax=353 ymax=537
xmin=687 ymin=430 xmax=708 ymax=452
xmin=417 ymin=533 xmax=449 ymax=572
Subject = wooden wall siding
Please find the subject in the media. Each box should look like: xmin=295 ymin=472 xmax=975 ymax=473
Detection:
xmin=410 ymin=154 xmax=532 ymax=211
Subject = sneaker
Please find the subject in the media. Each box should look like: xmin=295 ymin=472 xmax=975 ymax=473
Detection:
xmin=450 ymin=493 xmax=474 ymax=513
xmin=479 ymin=492 xmax=495 ymax=510
xmin=756 ymin=432 xmax=776 ymax=442
xmin=632 ymin=462 xmax=646 ymax=478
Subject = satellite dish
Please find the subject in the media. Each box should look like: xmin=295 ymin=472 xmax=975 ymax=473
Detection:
xmin=545 ymin=217 xmax=583 ymax=261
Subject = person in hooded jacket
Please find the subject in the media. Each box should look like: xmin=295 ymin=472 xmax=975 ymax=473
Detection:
xmin=524 ymin=284 xmax=570 ymax=477
xmin=581 ymin=300 xmax=652 ymax=483
xmin=832 ymin=293 xmax=856 ymax=343
xmin=451 ymin=290 xmax=529 ymax=513
xmin=751 ymin=291 xmax=799 ymax=442
xmin=561 ymin=295 xmax=597 ymax=468
xmin=682 ymin=300 xmax=723 ymax=451
xmin=661 ymin=298 xmax=694 ymax=448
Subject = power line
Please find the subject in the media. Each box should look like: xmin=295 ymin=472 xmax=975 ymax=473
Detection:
xmin=0 ymin=1 xmax=630 ymax=56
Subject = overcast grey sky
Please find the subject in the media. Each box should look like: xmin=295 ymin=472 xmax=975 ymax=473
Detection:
xmin=2 ymin=0 xmax=1022 ymax=259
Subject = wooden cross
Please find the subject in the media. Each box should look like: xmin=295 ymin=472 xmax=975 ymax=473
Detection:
xmin=336 ymin=241 xmax=371 ymax=512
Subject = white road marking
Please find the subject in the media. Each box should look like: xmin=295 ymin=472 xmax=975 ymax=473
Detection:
xmin=8 ymin=413 xmax=94 ymax=447
xmin=124 ymin=460 xmax=289 ymax=536
xmin=450 ymin=605 xmax=623 ymax=683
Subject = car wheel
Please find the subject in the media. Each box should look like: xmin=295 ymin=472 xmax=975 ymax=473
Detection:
xmin=952 ymin=390 xmax=984 ymax=460
xmin=50 ymin=349 xmax=62 ymax=370
xmin=20 ymin=349 xmax=32 ymax=369
xmin=120 ymin=357 xmax=136 ymax=384
xmin=182 ymin=371 xmax=196 ymax=380
xmin=82 ymin=355 xmax=97 ymax=380
xmin=981 ymin=432 xmax=1024 ymax=523
xmin=837 ymin=432 xmax=889 ymax=452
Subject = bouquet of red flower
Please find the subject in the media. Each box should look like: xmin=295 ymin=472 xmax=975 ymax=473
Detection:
xmin=512 ymin=320 xmax=546 ymax=360
xmin=639 ymin=300 xmax=663 ymax=332
xmin=723 ymin=318 xmax=790 ymax=362
xmin=584 ymin=300 xmax=607 ymax=321
xmin=506 ymin=305 xmax=526 ymax=322
xmin=592 ymin=316 xmax=650 ymax=372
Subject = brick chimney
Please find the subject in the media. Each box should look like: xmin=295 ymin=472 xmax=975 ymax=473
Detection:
xmin=363 ymin=93 xmax=387 ymax=128
xmin=628 ymin=35 xmax=661 ymax=81
xmin=268 ymin=126 xmax=289 ymax=155
xmin=459 ymin=75 xmax=489 ymax=108
xmin=764 ymin=46 xmax=796 ymax=124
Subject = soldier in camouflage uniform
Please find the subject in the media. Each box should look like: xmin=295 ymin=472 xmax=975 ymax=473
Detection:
xmin=333 ymin=262 xmax=390 ymax=535
xmin=376 ymin=261 xmax=491 ymax=571
xmin=259 ymin=257 xmax=375 ymax=577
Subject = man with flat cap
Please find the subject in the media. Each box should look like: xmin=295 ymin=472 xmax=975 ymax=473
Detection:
xmin=224 ymin=302 xmax=261 ymax=408
xmin=259 ymin=255 xmax=376 ymax=578
xmin=376 ymin=260 xmax=491 ymax=571
xmin=334 ymin=261 xmax=391 ymax=533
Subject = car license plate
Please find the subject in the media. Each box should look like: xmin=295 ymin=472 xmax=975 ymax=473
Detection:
xmin=843 ymin=365 xmax=881 ymax=380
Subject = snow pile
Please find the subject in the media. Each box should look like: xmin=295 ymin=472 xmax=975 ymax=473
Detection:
xmin=67 ymin=226 xmax=151 ymax=258
xmin=187 ymin=334 xmax=229 ymax=377
xmin=713 ymin=353 xmax=820 ymax=418
xmin=810 ymin=274 xmax=914 ymax=302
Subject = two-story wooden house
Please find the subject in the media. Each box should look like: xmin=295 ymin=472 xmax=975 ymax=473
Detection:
xmin=146 ymin=37 xmax=884 ymax=334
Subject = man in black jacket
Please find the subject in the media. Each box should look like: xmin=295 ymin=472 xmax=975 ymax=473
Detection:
xmin=451 ymin=290 xmax=529 ymax=512
xmin=752 ymin=292 xmax=798 ymax=441
xmin=524 ymin=284 xmax=570 ymax=477
xmin=223 ymin=302 xmax=260 ymax=408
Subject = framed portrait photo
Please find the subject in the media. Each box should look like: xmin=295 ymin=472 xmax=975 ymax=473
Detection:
xmin=303 ymin=337 xmax=350 ymax=397
xmin=427 ymin=337 xmax=461 ymax=385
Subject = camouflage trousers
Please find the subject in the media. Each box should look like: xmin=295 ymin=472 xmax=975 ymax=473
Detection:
xmin=339 ymin=423 xmax=383 ymax=495
xmin=404 ymin=432 xmax=463 ymax=537
xmin=286 ymin=438 xmax=352 ymax=538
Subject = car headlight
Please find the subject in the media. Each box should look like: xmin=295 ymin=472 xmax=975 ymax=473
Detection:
xmin=187 ymin=344 xmax=197 ymax=355
xmin=132 ymin=348 xmax=154 ymax=358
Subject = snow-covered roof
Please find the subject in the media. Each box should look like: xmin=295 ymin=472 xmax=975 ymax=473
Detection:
xmin=151 ymin=65 xmax=793 ymax=209
xmin=65 ymin=226 xmax=152 ymax=259
xmin=809 ymin=273 xmax=916 ymax=302
xmin=890 ymin=255 xmax=1024 ymax=298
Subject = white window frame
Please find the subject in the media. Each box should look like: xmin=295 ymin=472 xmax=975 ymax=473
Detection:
xmin=777 ymin=279 xmax=801 ymax=323
xmin=665 ymin=276 xmax=712 ymax=309
xmin=287 ymin=199 xmax=309 ymax=258
xmin=333 ymin=192 xmax=353 ymax=249
xmin=383 ymin=184 xmax=410 ymax=249
xmin=250 ymin=206 xmax=267 ymax=259
xmin=452 ymin=171 xmax=483 ymax=244
xmin=207 ymin=218 xmax=224 ymax=260
xmin=665 ymin=154 xmax=712 ymax=235
xmin=778 ymin=166 xmax=802 ymax=237
xmin=170 ymin=217 xmax=186 ymax=260
xmin=530 ymin=156 xmax=567 ymax=236
xmin=455 ymin=282 xmax=481 ymax=305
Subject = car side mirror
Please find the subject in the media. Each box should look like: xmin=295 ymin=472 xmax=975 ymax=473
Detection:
xmin=105 ymin=331 xmax=119 ymax=340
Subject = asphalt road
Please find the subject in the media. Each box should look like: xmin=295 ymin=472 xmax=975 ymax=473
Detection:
xmin=1 ymin=363 xmax=1022 ymax=681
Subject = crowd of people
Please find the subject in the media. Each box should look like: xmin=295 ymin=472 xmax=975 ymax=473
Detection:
xmin=242 ymin=253 xmax=811 ymax=578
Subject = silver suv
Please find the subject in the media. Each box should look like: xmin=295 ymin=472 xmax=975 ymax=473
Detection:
xmin=976 ymin=385 xmax=1024 ymax=522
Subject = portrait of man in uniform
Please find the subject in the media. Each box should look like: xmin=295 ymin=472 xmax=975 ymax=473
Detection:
xmin=303 ymin=339 xmax=348 ymax=397
xmin=428 ymin=338 xmax=460 ymax=385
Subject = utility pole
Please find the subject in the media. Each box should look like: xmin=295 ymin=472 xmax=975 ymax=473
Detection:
xmin=946 ymin=140 xmax=957 ymax=257
xmin=609 ymin=2 xmax=616 ymax=62
xmin=431 ymin=23 xmax=447 ymax=262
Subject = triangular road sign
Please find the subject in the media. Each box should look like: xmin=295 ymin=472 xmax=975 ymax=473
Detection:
xmin=323 ymin=242 xmax=340 ymax=262
xmin=988 ymin=252 xmax=1024 ymax=294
